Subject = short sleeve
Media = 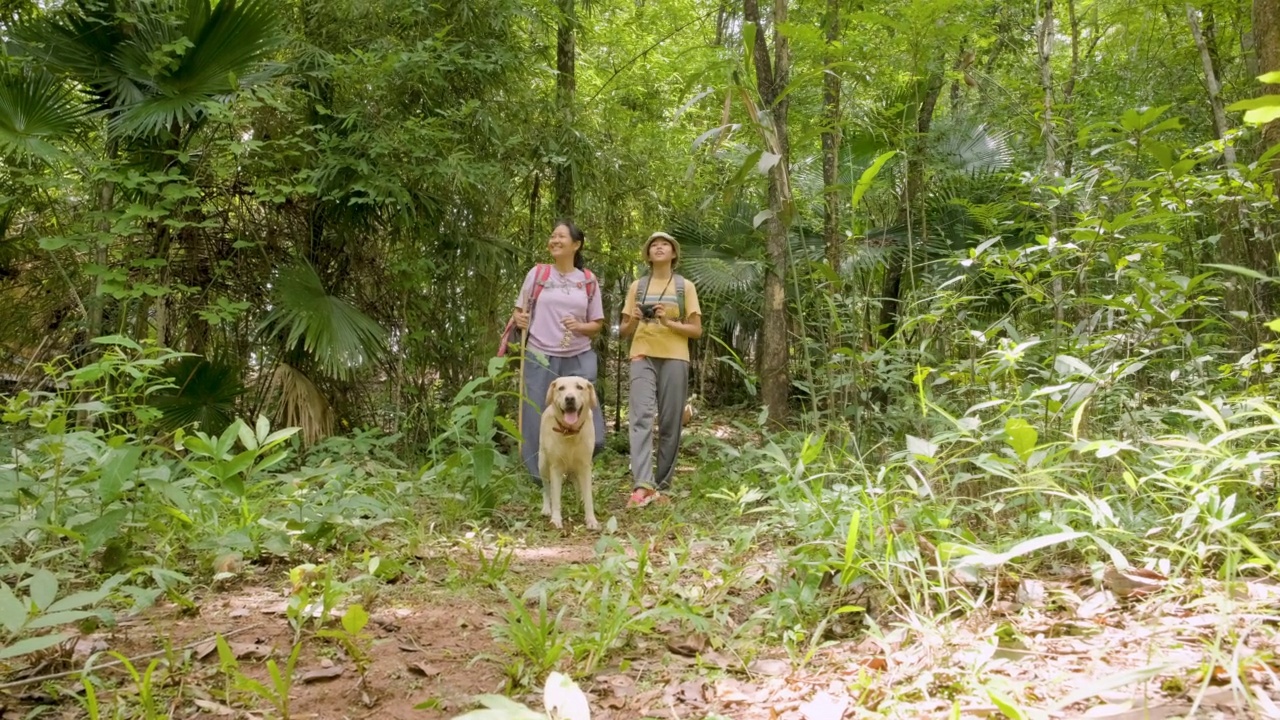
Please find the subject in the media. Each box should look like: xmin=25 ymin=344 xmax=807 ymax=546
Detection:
xmin=515 ymin=267 xmax=538 ymax=310
xmin=684 ymin=280 xmax=701 ymax=318
xmin=622 ymin=280 xmax=640 ymax=317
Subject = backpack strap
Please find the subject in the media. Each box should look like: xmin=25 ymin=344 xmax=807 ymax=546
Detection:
xmin=674 ymin=274 xmax=686 ymax=319
xmin=582 ymin=268 xmax=597 ymax=305
xmin=635 ymin=274 xmax=651 ymax=310
xmin=526 ymin=264 xmax=553 ymax=317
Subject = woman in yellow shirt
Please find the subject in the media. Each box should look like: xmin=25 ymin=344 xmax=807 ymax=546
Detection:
xmin=619 ymin=232 xmax=703 ymax=507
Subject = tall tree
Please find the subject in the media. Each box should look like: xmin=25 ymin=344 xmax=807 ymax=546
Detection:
xmin=821 ymin=0 xmax=842 ymax=274
xmin=1187 ymin=4 xmax=1237 ymax=165
xmin=743 ymin=0 xmax=792 ymax=423
xmin=876 ymin=69 xmax=945 ymax=344
xmin=555 ymin=0 xmax=577 ymax=219
xmin=1257 ymin=0 xmax=1280 ymax=178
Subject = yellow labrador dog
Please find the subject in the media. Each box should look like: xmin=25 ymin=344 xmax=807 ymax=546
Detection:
xmin=540 ymin=376 xmax=599 ymax=530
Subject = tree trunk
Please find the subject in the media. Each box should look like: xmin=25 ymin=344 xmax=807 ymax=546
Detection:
xmin=1256 ymin=0 xmax=1280 ymax=179
xmin=821 ymin=0 xmax=841 ymax=275
xmin=744 ymin=0 xmax=792 ymax=424
xmin=1187 ymin=4 xmax=1237 ymax=165
xmin=554 ymin=0 xmax=576 ymax=220
xmin=877 ymin=71 xmax=944 ymax=343
xmin=1062 ymin=0 xmax=1081 ymax=177
xmin=1038 ymin=0 xmax=1058 ymax=176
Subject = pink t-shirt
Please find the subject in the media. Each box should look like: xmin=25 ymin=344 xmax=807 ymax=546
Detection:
xmin=516 ymin=266 xmax=605 ymax=357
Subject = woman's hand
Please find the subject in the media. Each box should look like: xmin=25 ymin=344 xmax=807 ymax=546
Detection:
xmin=563 ymin=316 xmax=603 ymax=336
xmin=513 ymin=309 xmax=530 ymax=330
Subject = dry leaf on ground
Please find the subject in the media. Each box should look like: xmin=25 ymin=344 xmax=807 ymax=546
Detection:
xmin=1103 ymin=567 xmax=1167 ymax=598
xmin=298 ymin=665 xmax=345 ymax=683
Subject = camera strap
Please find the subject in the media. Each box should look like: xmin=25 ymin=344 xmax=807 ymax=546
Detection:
xmin=636 ymin=273 xmax=685 ymax=318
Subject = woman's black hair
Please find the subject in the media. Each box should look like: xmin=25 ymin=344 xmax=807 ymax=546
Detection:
xmin=554 ymin=219 xmax=586 ymax=270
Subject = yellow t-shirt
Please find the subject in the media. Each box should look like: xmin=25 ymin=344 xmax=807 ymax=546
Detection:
xmin=623 ymin=274 xmax=701 ymax=361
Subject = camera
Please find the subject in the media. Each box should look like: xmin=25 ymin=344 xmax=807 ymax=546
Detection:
xmin=640 ymin=304 xmax=659 ymax=319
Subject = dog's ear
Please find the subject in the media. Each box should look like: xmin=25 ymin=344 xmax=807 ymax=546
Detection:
xmin=545 ymin=380 xmax=558 ymax=407
xmin=588 ymin=382 xmax=598 ymax=410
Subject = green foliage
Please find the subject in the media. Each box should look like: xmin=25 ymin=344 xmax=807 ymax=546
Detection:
xmin=259 ymin=262 xmax=388 ymax=381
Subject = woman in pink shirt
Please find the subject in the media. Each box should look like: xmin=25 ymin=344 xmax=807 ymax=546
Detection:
xmin=511 ymin=221 xmax=607 ymax=482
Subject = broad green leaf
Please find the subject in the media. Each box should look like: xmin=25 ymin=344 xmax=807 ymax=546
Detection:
xmin=237 ymin=421 xmax=258 ymax=451
xmin=261 ymin=427 xmax=300 ymax=447
xmin=342 ymin=604 xmax=369 ymax=635
xmin=1225 ymin=94 xmax=1280 ymax=112
xmin=25 ymin=609 xmax=99 ymax=630
xmin=987 ymin=688 xmax=1028 ymax=720
xmin=47 ymin=587 xmax=110 ymax=613
xmin=1003 ymin=419 xmax=1038 ymax=461
xmin=27 ymin=569 xmax=58 ymax=611
xmin=99 ymin=446 xmax=142 ymax=505
xmin=471 ymin=443 xmax=495 ymax=488
xmin=1191 ymin=397 xmax=1228 ymax=434
xmin=1203 ymin=263 xmax=1273 ymax=282
xmin=221 ymin=449 xmax=258 ymax=480
xmin=255 ymin=414 xmax=270 ymax=444
xmin=91 ymin=335 xmax=142 ymax=351
xmin=476 ymin=398 xmax=497 ymax=441
xmin=453 ymin=694 xmax=545 ymax=720
xmin=1244 ymin=106 xmax=1280 ymax=125
xmin=0 ymin=633 xmax=71 ymax=660
xmin=76 ymin=509 xmax=128 ymax=553
xmin=0 ymin=582 xmax=27 ymax=632
xmin=852 ymin=150 xmax=897 ymax=211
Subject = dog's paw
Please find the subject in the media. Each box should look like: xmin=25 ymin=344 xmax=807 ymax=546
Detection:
xmin=550 ymin=516 xmax=563 ymax=529
xmin=541 ymin=502 xmax=551 ymax=517
xmin=585 ymin=518 xmax=600 ymax=531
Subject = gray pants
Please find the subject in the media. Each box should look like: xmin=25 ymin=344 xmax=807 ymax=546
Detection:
xmin=629 ymin=357 xmax=689 ymax=490
xmin=521 ymin=349 xmax=606 ymax=483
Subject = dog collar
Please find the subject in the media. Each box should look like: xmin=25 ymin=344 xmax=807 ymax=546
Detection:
xmin=552 ymin=419 xmax=583 ymax=436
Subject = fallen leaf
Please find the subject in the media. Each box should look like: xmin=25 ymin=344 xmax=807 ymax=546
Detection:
xmin=800 ymin=690 xmax=850 ymax=720
xmin=1103 ymin=566 xmax=1166 ymax=598
xmin=193 ymin=640 xmax=271 ymax=661
xmin=408 ymin=661 xmax=442 ymax=677
xmin=991 ymin=600 xmax=1022 ymax=615
xmin=1077 ymin=590 xmax=1116 ymax=619
xmin=192 ymin=698 xmax=235 ymax=716
xmin=1017 ymin=578 xmax=1047 ymax=607
xmin=857 ymin=657 xmax=887 ymax=671
xmin=596 ymin=674 xmax=635 ymax=696
xmin=714 ymin=678 xmax=757 ymax=704
xmin=749 ymin=658 xmax=791 ymax=677
xmin=298 ymin=665 xmax=345 ymax=683
xmin=665 ymin=632 xmax=708 ymax=657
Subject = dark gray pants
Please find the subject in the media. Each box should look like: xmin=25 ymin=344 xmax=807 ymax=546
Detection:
xmin=629 ymin=357 xmax=689 ymax=490
xmin=521 ymin=349 xmax=606 ymax=482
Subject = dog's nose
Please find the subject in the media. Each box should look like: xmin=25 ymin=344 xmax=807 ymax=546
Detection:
xmin=564 ymin=397 xmax=577 ymax=408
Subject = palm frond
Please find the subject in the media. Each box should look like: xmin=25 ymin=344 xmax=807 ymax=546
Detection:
xmin=929 ymin=120 xmax=1014 ymax=176
xmin=259 ymin=262 xmax=388 ymax=381
xmin=112 ymin=0 xmax=285 ymax=136
xmin=0 ymin=72 xmax=86 ymax=161
xmin=267 ymin=362 xmax=332 ymax=445
xmin=149 ymin=356 xmax=244 ymax=433
xmin=680 ymin=251 xmax=763 ymax=296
